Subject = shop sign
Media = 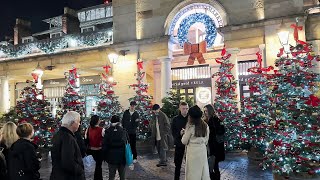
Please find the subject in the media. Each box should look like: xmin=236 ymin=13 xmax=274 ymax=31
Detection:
xmin=80 ymin=76 xmax=102 ymax=85
xmin=172 ymin=78 xmax=211 ymax=88
xmin=43 ymin=79 xmax=67 ymax=88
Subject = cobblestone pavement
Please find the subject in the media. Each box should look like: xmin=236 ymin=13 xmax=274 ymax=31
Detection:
xmin=40 ymin=151 xmax=273 ymax=180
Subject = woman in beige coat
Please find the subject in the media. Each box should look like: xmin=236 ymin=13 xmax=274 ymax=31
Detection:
xmin=182 ymin=105 xmax=210 ymax=180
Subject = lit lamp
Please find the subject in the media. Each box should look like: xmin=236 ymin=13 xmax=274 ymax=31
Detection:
xmin=108 ymin=53 xmax=119 ymax=64
xmin=277 ymin=20 xmax=290 ymax=53
xmin=32 ymin=63 xmax=44 ymax=89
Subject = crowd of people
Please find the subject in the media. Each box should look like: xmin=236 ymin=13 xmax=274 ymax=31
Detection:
xmin=0 ymin=101 xmax=225 ymax=180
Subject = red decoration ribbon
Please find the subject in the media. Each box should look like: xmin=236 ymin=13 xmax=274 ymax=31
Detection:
xmin=305 ymin=94 xmax=320 ymax=107
xmin=137 ymin=61 xmax=144 ymax=70
xmin=290 ymin=24 xmax=303 ymax=42
xmin=248 ymin=51 xmax=274 ymax=74
xmin=184 ymin=41 xmax=207 ymax=65
xmin=103 ymin=65 xmax=111 ymax=74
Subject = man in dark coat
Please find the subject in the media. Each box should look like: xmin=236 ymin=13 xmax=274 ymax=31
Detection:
xmin=50 ymin=111 xmax=85 ymax=180
xmin=150 ymin=104 xmax=170 ymax=167
xmin=122 ymin=101 xmax=139 ymax=162
xmin=171 ymin=102 xmax=189 ymax=180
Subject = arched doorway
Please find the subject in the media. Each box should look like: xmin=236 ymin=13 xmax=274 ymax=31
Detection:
xmin=164 ymin=2 xmax=227 ymax=106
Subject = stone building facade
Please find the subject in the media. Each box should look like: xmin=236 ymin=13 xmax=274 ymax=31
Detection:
xmin=0 ymin=0 xmax=319 ymax=115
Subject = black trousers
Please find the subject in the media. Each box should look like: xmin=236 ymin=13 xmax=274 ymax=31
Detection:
xmin=129 ymin=133 xmax=137 ymax=159
xmin=210 ymin=161 xmax=220 ymax=180
xmin=108 ymin=164 xmax=125 ymax=180
xmin=174 ymin=146 xmax=185 ymax=180
xmin=87 ymin=149 xmax=103 ymax=180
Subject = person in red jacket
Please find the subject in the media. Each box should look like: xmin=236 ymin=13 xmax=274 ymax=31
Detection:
xmin=85 ymin=115 xmax=105 ymax=180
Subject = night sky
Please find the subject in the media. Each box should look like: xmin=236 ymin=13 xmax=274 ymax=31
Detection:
xmin=0 ymin=0 xmax=105 ymax=41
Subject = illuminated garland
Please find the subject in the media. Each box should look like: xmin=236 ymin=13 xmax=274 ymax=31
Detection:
xmin=0 ymin=30 xmax=112 ymax=58
xmin=177 ymin=13 xmax=217 ymax=47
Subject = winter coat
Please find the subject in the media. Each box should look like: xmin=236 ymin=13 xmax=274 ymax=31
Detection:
xmin=74 ymin=129 xmax=87 ymax=158
xmin=8 ymin=138 xmax=41 ymax=180
xmin=182 ymin=124 xmax=210 ymax=180
xmin=171 ymin=113 xmax=188 ymax=148
xmin=50 ymin=127 xmax=85 ymax=180
xmin=102 ymin=123 xmax=126 ymax=165
xmin=0 ymin=143 xmax=8 ymax=180
xmin=150 ymin=111 xmax=170 ymax=151
xmin=207 ymin=116 xmax=225 ymax=162
xmin=122 ymin=109 xmax=139 ymax=134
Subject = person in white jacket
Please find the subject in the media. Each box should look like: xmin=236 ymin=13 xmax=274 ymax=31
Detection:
xmin=181 ymin=105 xmax=210 ymax=180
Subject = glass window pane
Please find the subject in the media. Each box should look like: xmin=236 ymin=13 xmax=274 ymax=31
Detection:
xmin=188 ymin=89 xmax=193 ymax=94
xmin=180 ymin=89 xmax=185 ymax=94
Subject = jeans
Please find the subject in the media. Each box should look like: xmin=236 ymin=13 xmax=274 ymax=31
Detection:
xmin=129 ymin=133 xmax=137 ymax=159
xmin=87 ymin=149 xmax=103 ymax=180
xmin=156 ymin=140 xmax=167 ymax=164
xmin=174 ymin=146 xmax=185 ymax=180
xmin=108 ymin=164 xmax=126 ymax=180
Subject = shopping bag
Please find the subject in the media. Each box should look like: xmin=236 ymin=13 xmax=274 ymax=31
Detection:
xmin=83 ymin=155 xmax=96 ymax=170
xmin=125 ymin=143 xmax=133 ymax=166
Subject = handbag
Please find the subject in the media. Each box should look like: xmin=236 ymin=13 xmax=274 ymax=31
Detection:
xmin=124 ymin=132 xmax=133 ymax=166
xmin=208 ymin=155 xmax=215 ymax=173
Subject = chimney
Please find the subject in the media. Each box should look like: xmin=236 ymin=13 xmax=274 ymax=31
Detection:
xmin=14 ymin=18 xmax=32 ymax=45
xmin=62 ymin=7 xmax=80 ymax=34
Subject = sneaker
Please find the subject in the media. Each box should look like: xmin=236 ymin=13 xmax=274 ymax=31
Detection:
xmin=156 ymin=163 xmax=167 ymax=167
xmin=133 ymin=159 xmax=137 ymax=163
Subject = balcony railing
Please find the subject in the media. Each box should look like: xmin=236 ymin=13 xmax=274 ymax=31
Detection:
xmin=0 ymin=28 xmax=113 ymax=59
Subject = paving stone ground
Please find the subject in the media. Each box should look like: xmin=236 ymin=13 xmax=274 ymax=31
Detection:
xmin=39 ymin=151 xmax=274 ymax=180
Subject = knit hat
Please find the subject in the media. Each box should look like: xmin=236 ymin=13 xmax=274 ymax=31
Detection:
xmin=188 ymin=105 xmax=203 ymax=119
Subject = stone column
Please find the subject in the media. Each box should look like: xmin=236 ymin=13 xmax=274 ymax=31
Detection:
xmin=0 ymin=77 xmax=10 ymax=113
xmin=227 ymin=48 xmax=241 ymax=109
xmin=159 ymin=57 xmax=172 ymax=101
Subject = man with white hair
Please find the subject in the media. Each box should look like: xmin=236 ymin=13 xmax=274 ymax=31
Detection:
xmin=50 ymin=111 xmax=85 ymax=180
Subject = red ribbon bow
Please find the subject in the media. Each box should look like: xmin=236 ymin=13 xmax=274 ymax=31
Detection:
xmin=248 ymin=51 xmax=274 ymax=74
xmin=103 ymin=65 xmax=111 ymax=74
xmin=290 ymin=24 xmax=303 ymax=42
xmin=137 ymin=61 xmax=144 ymax=70
xmin=184 ymin=41 xmax=207 ymax=65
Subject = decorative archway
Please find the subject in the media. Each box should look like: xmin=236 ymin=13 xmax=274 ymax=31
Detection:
xmin=177 ymin=13 xmax=217 ymax=47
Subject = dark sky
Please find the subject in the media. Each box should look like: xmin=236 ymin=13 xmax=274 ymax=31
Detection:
xmin=0 ymin=0 xmax=105 ymax=41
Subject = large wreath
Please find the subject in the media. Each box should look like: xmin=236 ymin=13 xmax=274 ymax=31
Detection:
xmin=177 ymin=13 xmax=217 ymax=47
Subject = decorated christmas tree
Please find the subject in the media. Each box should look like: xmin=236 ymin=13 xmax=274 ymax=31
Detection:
xmin=56 ymin=66 xmax=85 ymax=126
xmin=263 ymin=25 xmax=320 ymax=177
xmin=212 ymin=46 xmax=241 ymax=151
xmin=240 ymin=51 xmax=274 ymax=154
xmin=97 ymin=65 xmax=123 ymax=125
xmin=129 ymin=60 xmax=153 ymax=140
xmin=161 ymin=89 xmax=194 ymax=119
xmin=15 ymin=79 xmax=56 ymax=148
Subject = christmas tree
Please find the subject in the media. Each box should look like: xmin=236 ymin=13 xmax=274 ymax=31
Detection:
xmin=15 ymin=80 xmax=56 ymax=148
xmin=161 ymin=89 xmax=194 ymax=119
xmin=263 ymin=27 xmax=320 ymax=177
xmin=129 ymin=60 xmax=153 ymax=140
xmin=241 ymin=51 xmax=274 ymax=153
xmin=97 ymin=65 xmax=123 ymax=126
xmin=212 ymin=46 xmax=241 ymax=151
xmin=56 ymin=66 xmax=85 ymax=127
